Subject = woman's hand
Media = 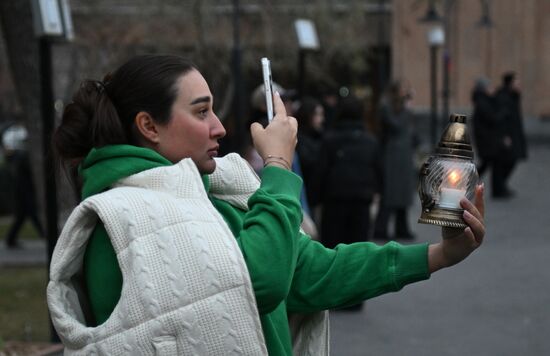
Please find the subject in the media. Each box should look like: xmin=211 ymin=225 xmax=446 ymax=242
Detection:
xmin=250 ymin=92 xmax=298 ymax=169
xmin=428 ymin=183 xmax=485 ymax=273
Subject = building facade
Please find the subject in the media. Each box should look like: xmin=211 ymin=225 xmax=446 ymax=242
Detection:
xmin=392 ymin=0 xmax=550 ymax=119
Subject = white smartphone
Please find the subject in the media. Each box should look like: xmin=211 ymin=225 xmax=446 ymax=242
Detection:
xmin=261 ymin=57 xmax=274 ymax=123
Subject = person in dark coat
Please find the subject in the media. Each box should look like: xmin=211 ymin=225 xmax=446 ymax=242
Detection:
xmin=493 ymin=71 xmax=528 ymax=198
xmin=317 ymin=94 xmax=382 ymax=310
xmin=295 ymin=96 xmax=325 ymax=210
xmin=318 ymin=95 xmax=382 ymax=248
xmin=2 ymin=123 xmax=44 ymax=248
xmin=373 ymin=81 xmax=417 ymax=241
xmin=471 ymin=78 xmax=500 ymax=175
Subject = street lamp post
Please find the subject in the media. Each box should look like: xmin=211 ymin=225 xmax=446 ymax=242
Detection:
xmin=38 ymin=36 xmax=58 ymax=273
xmin=419 ymin=0 xmax=492 ymax=142
xmin=427 ymin=26 xmax=444 ymax=148
xmin=441 ymin=49 xmax=450 ymax=133
xmin=441 ymin=0 xmax=456 ymax=133
xmin=429 ymin=44 xmax=438 ymax=148
xmin=31 ymin=0 xmax=73 ymax=343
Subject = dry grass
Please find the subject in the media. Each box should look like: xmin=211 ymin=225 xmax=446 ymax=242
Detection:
xmin=0 ymin=267 xmax=50 ymax=345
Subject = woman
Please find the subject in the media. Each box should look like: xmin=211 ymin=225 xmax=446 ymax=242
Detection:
xmin=295 ymin=96 xmax=325 ymax=209
xmin=48 ymin=55 xmax=485 ymax=355
xmin=373 ymin=80 xmax=418 ymax=241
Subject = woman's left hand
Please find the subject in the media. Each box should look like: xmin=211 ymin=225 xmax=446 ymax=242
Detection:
xmin=428 ymin=183 xmax=485 ymax=273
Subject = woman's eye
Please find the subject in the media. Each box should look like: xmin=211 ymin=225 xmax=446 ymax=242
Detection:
xmin=198 ymin=109 xmax=208 ymax=117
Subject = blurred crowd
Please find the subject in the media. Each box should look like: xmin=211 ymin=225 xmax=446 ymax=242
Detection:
xmin=238 ymin=70 xmax=528 ymax=249
xmin=471 ymin=71 xmax=528 ymax=199
xmin=1 ymin=120 xmax=43 ymax=249
xmin=0 ymin=71 xmax=526 ymax=252
xmin=241 ymin=79 xmax=421 ymax=245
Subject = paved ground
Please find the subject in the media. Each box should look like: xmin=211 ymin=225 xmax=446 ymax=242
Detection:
xmin=0 ymin=239 xmax=47 ymax=267
xmin=330 ymin=117 xmax=550 ymax=355
xmin=1 ymin=117 xmax=549 ymax=355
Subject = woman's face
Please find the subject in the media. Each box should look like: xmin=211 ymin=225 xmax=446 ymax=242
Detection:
xmin=155 ymin=69 xmax=226 ymax=174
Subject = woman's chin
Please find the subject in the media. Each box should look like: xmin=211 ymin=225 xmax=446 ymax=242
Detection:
xmin=197 ymin=159 xmax=216 ymax=175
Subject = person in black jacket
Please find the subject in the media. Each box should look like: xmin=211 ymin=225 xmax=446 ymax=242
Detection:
xmin=295 ymin=96 xmax=325 ymax=210
xmin=492 ymin=72 xmax=528 ymax=198
xmin=317 ymin=95 xmax=382 ymax=249
xmin=317 ymin=95 xmax=382 ymax=311
xmin=2 ymin=123 xmax=44 ymax=248
xmin=471 ymin=78 xmax=502 ymax=195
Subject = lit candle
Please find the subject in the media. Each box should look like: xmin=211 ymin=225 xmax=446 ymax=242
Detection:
xmin=438 ymin=170 xmax=466 ymax=209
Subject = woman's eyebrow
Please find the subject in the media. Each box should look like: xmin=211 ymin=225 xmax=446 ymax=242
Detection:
xmin=190 ymin=96 xmax=211 ymax=105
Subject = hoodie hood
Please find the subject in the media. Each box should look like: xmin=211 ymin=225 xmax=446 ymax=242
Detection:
xmin=79 ymin=145 xmax=172 ymax=199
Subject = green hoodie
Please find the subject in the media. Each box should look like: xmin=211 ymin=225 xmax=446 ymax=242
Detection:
xmin=82 ymin=145 xmax=430 ymax=355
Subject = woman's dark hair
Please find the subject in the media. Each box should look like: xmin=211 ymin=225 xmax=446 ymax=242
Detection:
xmin=53 ymin=54 xmax=196 ymax=167
xmin=295 ymin=96 xmax=321 ymax=131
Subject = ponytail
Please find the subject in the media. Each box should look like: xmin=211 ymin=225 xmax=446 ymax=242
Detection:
xmin=53 ymin=78 xmax=127 ymax=167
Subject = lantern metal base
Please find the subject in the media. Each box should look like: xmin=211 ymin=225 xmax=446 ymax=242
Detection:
xmin=418 ymin=207 xmax=467 ymax=229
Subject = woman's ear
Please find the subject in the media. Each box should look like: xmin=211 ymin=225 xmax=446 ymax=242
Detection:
xmin=134 ymin=111 xmax=160 ymax=144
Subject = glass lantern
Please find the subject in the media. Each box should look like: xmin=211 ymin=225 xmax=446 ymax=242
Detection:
xmin=418 ymin=114 xmax=479 ymax=228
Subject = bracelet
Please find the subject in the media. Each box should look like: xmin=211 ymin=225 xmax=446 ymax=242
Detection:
xmin=264 ymin=155 xmax=291 ymax=170
xmin=264 ymin=160 xmax=290 ymax=170
xmin=266 ymin=155 xmax=291 ymax=168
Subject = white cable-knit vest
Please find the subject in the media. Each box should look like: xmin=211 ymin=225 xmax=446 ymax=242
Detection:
xmin=47 ymin=153 xmax=329 ymax=355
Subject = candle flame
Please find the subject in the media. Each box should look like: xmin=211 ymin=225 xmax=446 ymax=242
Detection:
xmin=448 ymin=170 xmax=460 ymax=186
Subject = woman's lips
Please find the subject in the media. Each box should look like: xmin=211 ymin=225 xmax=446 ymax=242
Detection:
xmin=207 ymin=147 xmax=219 ymax=157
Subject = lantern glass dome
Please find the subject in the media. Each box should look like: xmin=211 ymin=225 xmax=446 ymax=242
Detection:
xmin=420 ymin=157 xmax=478 ymax=210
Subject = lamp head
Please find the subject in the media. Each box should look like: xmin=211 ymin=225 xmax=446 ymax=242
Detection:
xmin=418 ymin=0 xmax=443 ymax=23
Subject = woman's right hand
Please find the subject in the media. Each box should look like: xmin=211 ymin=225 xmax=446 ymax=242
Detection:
xmin=428 ymin=183 xmax=485 ymax=273
xmin=250 ymin=92 xmax=298 ymax=169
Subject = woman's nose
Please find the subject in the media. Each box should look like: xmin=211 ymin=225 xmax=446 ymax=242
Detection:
xmin=211 ymin=114 xmax=226 ymax=139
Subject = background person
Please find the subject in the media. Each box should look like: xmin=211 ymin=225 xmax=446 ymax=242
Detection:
xmin=316 ymin=95 xmax=383 ymax=310
xmin=471 ymin=78 xmax=502 ymax=197
xmin=317 ymin=95 xmax=382 ymax=248
xmin=493 ymin=71 xmax=528 ymax=198
xmin=247 ymin=82 xmax=318 ymax=238
xmin=373 ymin=81 xmax=418 ymax=241
xmin=2 ymin=122 xmax=44 ymax=248
xmin=294 ymin=95 xmax=325 ymax=211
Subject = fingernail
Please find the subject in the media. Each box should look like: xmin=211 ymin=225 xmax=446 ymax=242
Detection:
xmin=480 ymin=182 xmax=485 ymax=194
xmin=275 ymin=91 xmax=280 ymax=97
xmin=463 ymin=210 xmax=473 ymax=220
